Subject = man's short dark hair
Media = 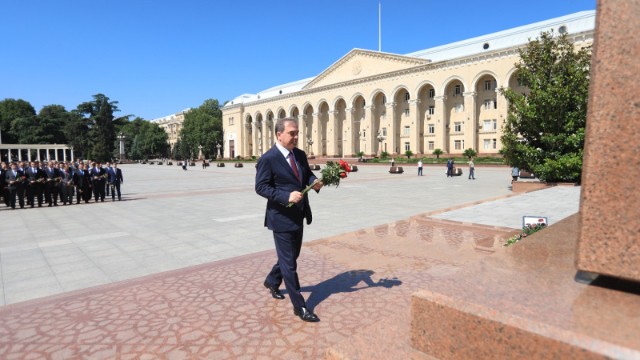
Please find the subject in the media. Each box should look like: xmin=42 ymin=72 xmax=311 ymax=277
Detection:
xmin=274 ymin=117 xmax=298 ymax=134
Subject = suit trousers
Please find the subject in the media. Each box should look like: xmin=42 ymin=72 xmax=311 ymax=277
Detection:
xmin=266 ymin=228 xmax=306 ymax=308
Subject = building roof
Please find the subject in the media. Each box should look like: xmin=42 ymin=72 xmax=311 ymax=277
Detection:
xmin=406 ymin=10 xmax=595 ymax=62
xmin=225 ymin=10 xmax=595 ymax=108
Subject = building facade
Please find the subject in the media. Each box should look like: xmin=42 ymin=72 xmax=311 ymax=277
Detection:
xmin=150 ymin=109 xmax=190 ymax=154
xmin=222 ymin=11 xmax=594 ymax=159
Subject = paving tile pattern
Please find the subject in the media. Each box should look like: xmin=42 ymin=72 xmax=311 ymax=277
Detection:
xmin=0 ymin=217 xmax=515 ymax=359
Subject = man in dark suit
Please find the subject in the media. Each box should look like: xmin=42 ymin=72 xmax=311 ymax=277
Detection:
xmin=5 ymin=162 xmax=25 ymax=209
xmin=90 ymin=162 xmax=106 ymax=202
xmin=25 ymin=161 xmax=45 ymax=208
xmin=112 ymin=163 xmax=123 ymax=201
xmin=255 ymin=117 xmax=324 ymax=322
xmin=74 ymin=162 xmax=92 ymax=204
xmin=43 ymin=161 xmax=60 ymax=206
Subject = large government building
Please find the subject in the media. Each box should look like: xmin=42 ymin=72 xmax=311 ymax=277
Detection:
xmin=221 ymin=11 xmax=594 ymax=159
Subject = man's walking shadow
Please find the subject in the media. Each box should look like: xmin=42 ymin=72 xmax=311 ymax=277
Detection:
xmin=303 ymin=269 xmax=402 ymax=309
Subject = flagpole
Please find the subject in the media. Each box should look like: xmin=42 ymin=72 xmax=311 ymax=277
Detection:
xmin=378 ymin=0 xmax=382 ymax=52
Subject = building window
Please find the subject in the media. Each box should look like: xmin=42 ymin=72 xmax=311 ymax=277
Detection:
xmin=404 ymin=142 xmax=410 ymax=151
xmin=404 ymin=108 xmax=410 ymax=117
xmin=454 ymin=140 xmax=464 ymax=150
xmin=229 ymin=117 xmax=234 ymax=126
xmin=382 ymin=127 xmax=388 ymax=136
xmin=381 ymin=95 xmax=387 ymax=105
xmin=483 ymin=120 xmax=492 ymax=132
xmin=484 ymin=139 xmax=491 ymax=150
xmin=428 ymin=141 xmax=435 ymax=150
xmin=404 ymin=93 xmax=410 ymax=102
xmin=493 ymin=119 xmax=497 ymax=130
xmin=429 ymin=89 xmax=435 ymax=98
xmin=494 ymin=98 xmax=498 ymax=109
xmin=428 ymin=106 xmax=435 ymax=115
xmin=403 ymin=126 xmax=411 ymax=136
xmin=484 ymin=100 xmax=493 ymax=110
xmin=455 ymin=103 xmax=464 ymax=113
xmin=493 ymin=138 xmax=497 ymax=149
xmin=454 ymin=122 xmax=462 ymax=132
xmin=484 ymin=80 xmax=492 ymax=91
xmin=454 ymin=85 xmax=461 ymax=96
xmin=428 ymin=124 xmax=435 ymax=134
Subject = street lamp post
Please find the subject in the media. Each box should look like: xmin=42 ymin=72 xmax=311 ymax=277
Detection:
xmin=376 ymin=132 xmax=386 ymax=156
xmin=117 ymin=133 xmax=126 ymax=162
xmin=307 ymin=138 xmax=314 ymax=157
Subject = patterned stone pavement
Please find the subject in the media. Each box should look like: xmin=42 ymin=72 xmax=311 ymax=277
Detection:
xmin=0 ymin=216 xmax=516 ymax=359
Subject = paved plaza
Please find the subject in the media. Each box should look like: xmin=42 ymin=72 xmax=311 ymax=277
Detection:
xmin=0 ymin=163 xmax=580 ymax=306
xmin=0 ymin=162 xmax=583 ymax=358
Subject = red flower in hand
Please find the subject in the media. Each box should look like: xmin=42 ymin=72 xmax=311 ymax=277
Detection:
xmin=339 ymin=159 xmax=351 ymax=173
xmin=339 ymin=172 xmax=347 ymax=178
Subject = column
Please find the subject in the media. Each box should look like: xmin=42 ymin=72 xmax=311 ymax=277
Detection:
xmin=297 ymin=114 xmax=306 ymax=152
xmin=18 ymin=149 xmax=22 ymax=161
xmin=365 ymin=105 xmax=377 ymax=156
xmin=63 ymin=147 xmax=67 ymax=162
xmin=345 ymin=108 xmax=356 ymax=157
xmin=385 ymin=102 xmax=397 ymax=155
xmin=312 ymin=112 xmax=321 ymax=156
xmin=7 ymin=149 xmax=12 ymax=162
xmin=464 ymin=91 xmax=478 ymax=152
xmin=408 ymin=99 xmax=422 ymax=154
xmin=260 ymin=120 xmax=268 ymax=155
xmin=252 ymin=121 xmax=259 ymax=157
xmin=434 ymin=95 xmax=448 ymax=153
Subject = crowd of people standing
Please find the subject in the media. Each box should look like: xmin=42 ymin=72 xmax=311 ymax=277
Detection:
xmin=1 ymin=160 xmax=123 ymax=210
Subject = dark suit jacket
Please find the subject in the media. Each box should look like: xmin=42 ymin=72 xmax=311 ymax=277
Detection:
xmin=5 ymin=169 xmax=24 ymax=190
xmin=115 ymin=168 xmax=123 ymax=183
xmin=255 ymin=144 xmax=318 ymax=232
xmin=73 ymin=169 xmax=91 ymax=192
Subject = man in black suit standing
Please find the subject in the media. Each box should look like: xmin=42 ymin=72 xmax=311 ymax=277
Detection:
xmin=90 ymin=161 xmax=106 ymax=202
xmin=25 ymin=161 xmax=45 ymax=208
xmin=74 ymin=162 xmax=92 ymax=204
xmin=255 ymin=117 xmax=324 ymax=322
xmin=43 ymin=161 xmax=60 ymax=206
xmin=112 ymin=163 xmax=123 ymax=201
xmin=5 ymin=162 xmax=25 ymax=209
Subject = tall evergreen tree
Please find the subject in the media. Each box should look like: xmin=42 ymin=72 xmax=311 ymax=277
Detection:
xmin=76 ymin=94 xmax=121 ymax=161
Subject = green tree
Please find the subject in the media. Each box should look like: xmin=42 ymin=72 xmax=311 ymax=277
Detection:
xmin=64 ymin=111 xmax=91 ymax=159
xmin=76 ymin=94 xmax=127 ymax=161
xmin=179 ymin=99 xmax=223 ymax=159
xmin=118 ymin=118 xmax=168 ymax=160
xmin=38 ymin=105 xmax=71 ymax=144
xmin=432 ymin=148 xmax=443 ymax=159
xmin=0 ymin=98 xmax=36 ymax=143
xmin=499 ymin=31 xmax=591 ymax=182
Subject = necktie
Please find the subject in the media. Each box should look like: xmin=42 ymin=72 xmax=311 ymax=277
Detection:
xmin=289 ymin=151 xmax=300 ymax=182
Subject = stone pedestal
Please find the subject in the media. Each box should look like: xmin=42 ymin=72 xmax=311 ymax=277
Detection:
xmin=409 ymin=2 xmax=640 ymax=358
xmin=577 ymin=0 xmax=640 ymax=282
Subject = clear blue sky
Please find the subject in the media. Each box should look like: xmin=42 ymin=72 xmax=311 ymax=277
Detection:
xmin=1 ymin=0 xmax=595 ymax=120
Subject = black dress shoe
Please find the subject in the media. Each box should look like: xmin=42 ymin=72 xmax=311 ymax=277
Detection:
xmin=263 ymin=281 xmax=285 ymax=300
xmin=293 ymin=307 xmax=320 ymax=322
